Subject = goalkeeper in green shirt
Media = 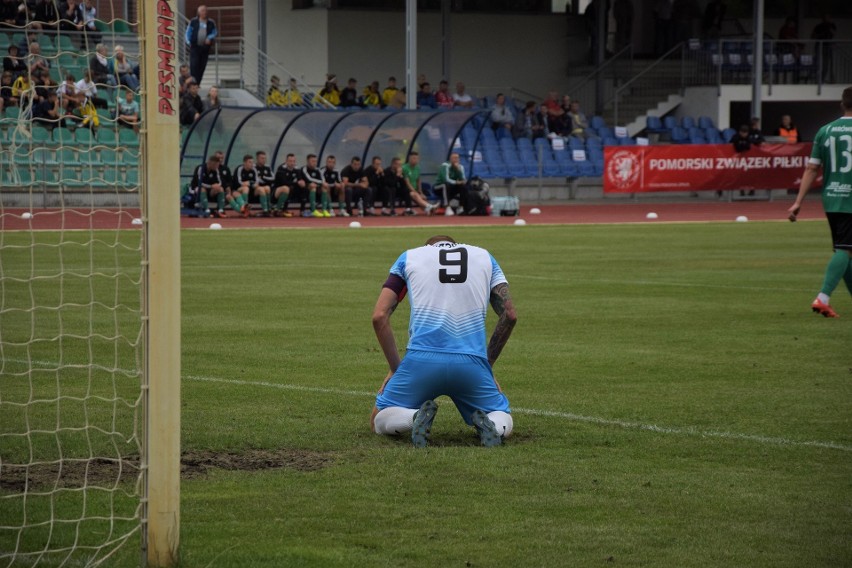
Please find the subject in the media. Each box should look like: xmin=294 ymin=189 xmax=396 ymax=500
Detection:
xmin=788 ymin=86 xmax=852 ymax=318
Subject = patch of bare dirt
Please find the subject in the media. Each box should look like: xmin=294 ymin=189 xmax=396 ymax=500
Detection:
xmin=180 ymin=448 xmax=334 ymax=479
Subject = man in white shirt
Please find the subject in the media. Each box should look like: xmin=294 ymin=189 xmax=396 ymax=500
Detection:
xmin=452 ymin=81 xmax=476 ymax=109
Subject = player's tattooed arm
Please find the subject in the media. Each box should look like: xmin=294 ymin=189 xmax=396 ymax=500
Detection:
xmin=372 ymin=287 xmax=402 ymax=373
xmin=488 ymin=283 xmax=517 ymax=367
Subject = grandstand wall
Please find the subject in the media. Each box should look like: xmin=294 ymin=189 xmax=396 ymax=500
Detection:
xmin=255 ymin=7 xmax=576 ymax=96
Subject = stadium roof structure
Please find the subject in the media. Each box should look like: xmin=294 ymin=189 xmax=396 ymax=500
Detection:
xmin=180 ymin=107 xmax=488 ymax=182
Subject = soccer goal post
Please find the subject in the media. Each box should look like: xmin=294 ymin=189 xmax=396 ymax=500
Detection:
xmin=140 ymin=1 xmax=182 ymax=566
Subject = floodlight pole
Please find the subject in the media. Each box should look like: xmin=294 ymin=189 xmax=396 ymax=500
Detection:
xmin=751 ymin=0 xmax=764 ymax=121
xmin=406 ymin=0 xmax=417 ymax=109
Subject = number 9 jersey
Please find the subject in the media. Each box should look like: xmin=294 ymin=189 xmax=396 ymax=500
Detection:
xmin=389 ymin=241 xmax=507 ymax=359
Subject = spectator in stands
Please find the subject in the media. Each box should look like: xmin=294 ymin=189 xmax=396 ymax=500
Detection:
xmin=190 ymin=155 xmax=225 ymax=218
xmin=613 ymin=0 xmax=634 ymax=50
xmin=542 ymin=91 xmax=564 ymax=120
xmin=340 ymin=77 xmax=360 ymax=108
xmin=777 ymin=16 xmax=801 ymax=57
xmin=321 ymin=155 xmax=348 ymax=217
xmin=26 ymin=42 xmax=50 ymax=79
xmin=33 ymin=0 xmax=58 ymax=32
xmin=59 ymin=0 xmax=84 ymax=40
xmin=434 ymin=152 xmax=467 ymax=216
xmin=402 ymin=152 xmax=437 ymax=215
xmin=271 ymin=153 xmax=299 ymax=218
xmin=452 ymin=82 xmax=475 ymax=109
xmin=748 ymin=117 xmax=764 ymax=146
xmin=282 ymin=77 xmax=303 ymax=107
xmin=18 ymin=32 xmax=37 ymax=57
xmin=363 ymin=80 xmax=381 ymax=108
xmin=567 ymin=100 xmax=592 ymax=139
xmin=417 ymin=82 xmax=437 ymax=109
xmin=340 ymin=156 xmax=375 ymax=216
xmin=82 ymin=0 xmax=101 ymax=45
xmin=232 ymin=154 xmax=258 ymax=218
xmin=266 ymin=75 xmax=287 ymax=107
xmin=0 ymin=71 xmax=16 ymax=113
xmin=32 ymin=90 xmax=60 ymax=128
xmin=811 ymin=15 xmax=836 ymax=83
xmin=57 ymin=74 xmax=85 ymax=114
xmin=388 ymin=87 xmax=406 ymax=109
xmin=384 ymin=157 xmax=414 ymax=216
xmin=382 ymin=76 xmax=398 ymax=108
xmin=489 ymin=93 xmax=514 ymax=132
xmin=515 ymin=101 xmax=544 ymax=139
xmin=365 ymin=156 xmax=394 ymax=216
xmin=301 ymin=153 xmax=333 ymax=218
xmin=3 ymin=45 xmax=26 ymax=80
xmin=11 ymin=72 xmax=31 ymax=103
xmin=185 ymin=4 xmax=217 ymax=85
xmin=116 ymin=87 xmax=140 ymax=133
xmin=204 ymin=85 xmax=221 ymax=111
xmin=701 ymin=0 xmax=725 ymax=39
xmin=178 ymin=64 xmax=192 ymax=95
xmin=76 ymin=69 xmax=107 ymax=108
xmin=537 ymin=103 xmax=553 ymax=138
xmin=179 ymin=80 xmax=203 ymax=126
xmin=90 ymin=44 xmax=114 ymax=87
xmin=0 ymin=0 xmax=16 ymax=29
xmin=775 ymin=114 xmax=801 ymax=143
xmin=319 ymin=74 xmax=340 ymax=106
xmin=435 ymin=80 xmax=453 ymax=109
xmin=112 ymin=46 xmax=139 ymax=91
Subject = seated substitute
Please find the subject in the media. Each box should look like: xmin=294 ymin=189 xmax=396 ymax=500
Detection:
xmin=321 ymin=155 xmax=349 ymax=217
xmin=371 ymin=235 xmax=517 ymax=447
xmin=402 ymin=152 xmax=437 ymax=215
xmin=190 ymin=155 xmax=226 ymax=218
xmin=271 ymin=153 xmax=299 ymax=218
xmin=301 ymin=153 xmax=333 ymax=218
xmin=364 ymin=156 xmax=394 ymax=216
xmin=434 ymin=152 xmax=468 ymax=216
xmin=340 ymin=156 xmax=376 ymax=217
xmin=230 ymin=154 xmax=255 ymax=217
xmin=383 ymin=157 xmax=415 ymax=216
xmin=254 ymin=151 xmax=275 ymax=216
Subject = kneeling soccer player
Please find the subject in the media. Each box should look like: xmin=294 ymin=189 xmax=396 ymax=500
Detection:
xmin=370 ymin=235 xmax=518 ymax=447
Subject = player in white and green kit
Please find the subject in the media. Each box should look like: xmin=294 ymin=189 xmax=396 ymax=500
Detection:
xmin=788 ymin=86 xmax=852 ymax=318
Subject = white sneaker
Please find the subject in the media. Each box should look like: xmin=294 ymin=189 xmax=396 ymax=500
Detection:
xmin=444 ymin=206 xmax=455 ymax=216
xmin=327 ymin=209 xmax=336 ymax=217
xmin=425 ymin=204 xmax=436 ymax=216
xmin=339 ymin=209 xmax=350 ymax=217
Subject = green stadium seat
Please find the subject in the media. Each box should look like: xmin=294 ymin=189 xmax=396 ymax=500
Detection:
xmin=94 ymin=20 xmax=110 ymax=33
xmin=12 ymin=146 xmax=30 ymax=164
xmin=32 ymin=147 xmax=56 ymax=166
xmin=118 ymin=128 xmax=139 ymax=148
xmin=0 ymin=33 xmax=10 ymax=49
xmin=36 ymin=34 xmax=55 ymax=50
xmin=9 ymin=166 xmax=34 ymax=185
xmin=113 ymin=20 xmax=132 ymax=34
xmin=56 ymin=35 xmax=74 ymax=52
xmin=124 ymin=168 xmax=139 ymax=188
xmin=75 ymin=128 xmax=94 ymax=145
xmin=78 ymin=149 xmax=101 ymax=165
xmin=35 ymin=168 xmax=59 ymax=187
xmin=31 ymin=126 xmax=52 ymax=144
xmin=57 ymin=147 xmax=77 ymax=165
xmin=100 ymin=149 xmax=119 ymax=166
xmin=122 ymin=150 xmax=139 ymax=166
xmin=11 ymin=33 xmax=26 ymax=46
xmin=5 ymin=106 xmax=19 ymax=119
xmin=58 ymin=53 xmax=76 ymax=68
xmin=53 ymin=127 xmax=75 ymax=146
xmin=96 ymin=128 xmax=118 ymax=146
xmin=61 ymin=166 xmax=87 ymax=187
xmin=102 ymin=169 xmax=120 ymax=185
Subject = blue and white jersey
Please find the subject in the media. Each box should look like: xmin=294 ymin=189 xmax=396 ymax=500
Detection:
xmin=389 ymin=242 xmax=507 ymax=359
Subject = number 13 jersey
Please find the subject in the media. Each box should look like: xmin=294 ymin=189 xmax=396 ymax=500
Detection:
xmin=389 ymin=242 xmax=507 ymax=359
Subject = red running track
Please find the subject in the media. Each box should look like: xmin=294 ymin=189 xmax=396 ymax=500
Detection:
xmin=0 ymin=200 xmax=825 ymax=231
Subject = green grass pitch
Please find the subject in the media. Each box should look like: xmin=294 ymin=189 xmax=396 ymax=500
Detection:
xmin=1 ymin=221 xmax=850 ymax=567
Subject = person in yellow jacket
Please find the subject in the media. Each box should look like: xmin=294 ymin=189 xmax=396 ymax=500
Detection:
xmin=362 ymin=81 xmax=381 ymax=108
xmin=319 ymin=74 xmax=340 ymax=107
xmin=282 ymin=77 xmax=303 ymax=107
xmin=266 ymin=75 xmax=287 ymax=107
xmin=381 ymin=76 xmax=398 ymax=108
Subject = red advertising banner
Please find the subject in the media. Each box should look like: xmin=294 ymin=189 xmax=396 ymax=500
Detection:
xmin=603 ymin=143 xmax=821 ymax=193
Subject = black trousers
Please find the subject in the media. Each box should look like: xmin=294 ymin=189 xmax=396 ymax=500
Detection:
xmin=190 ymin=45 xmax=211 ymax=84
xmin=347 ymin=187 xmax=374 ymax=214
xmin=381 ymin=183 xmax=411 ymax=209
xmin=435 ymin=182 xmax=468 ymax=210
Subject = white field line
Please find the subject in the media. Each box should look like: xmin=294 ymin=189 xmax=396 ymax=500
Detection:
xmin=7 ymin=358 xmax=849 ymax=452
xmin=183 ymin=375 xmax=852 ymax=453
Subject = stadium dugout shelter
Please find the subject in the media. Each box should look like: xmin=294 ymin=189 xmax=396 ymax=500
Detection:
xmin=180 ymin=107 xmax=489 ymax=188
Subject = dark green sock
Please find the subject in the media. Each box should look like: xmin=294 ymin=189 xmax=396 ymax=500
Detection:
xmin=230 ymin=197 xmax=242 ymax=212
xmin=309 ymin=189 xmax=317 ymax=212
xmin=216 ymin=192 xmax=225 ymax=211
xmin=260 ymin=194 xmax=269 ymax=212
xmin=820 ymin=250 xmax=851 ymax=296
xmin=843 ymin=254 xmax=852 ymax=296
xmin=199 ymin=190 xmax=208 ymax=209
xmin=321 ymin=192 xmax=330 ymax=211
xmin=275 ymin=191 xmax=288 ymax=210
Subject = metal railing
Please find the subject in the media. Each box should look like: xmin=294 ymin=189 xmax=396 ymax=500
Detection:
xmin=564 ymin=44 xmax=634 ymax=115
xmin=611 ymin=43 xmax=685 ymax=126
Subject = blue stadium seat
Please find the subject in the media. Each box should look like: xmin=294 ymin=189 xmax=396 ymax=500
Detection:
xmin=721 ymin=128 xmax=736 ymax=142
xmin=646 ymin=116 xmax=666 ymax=133
xmin=618 ymin=137 xmax=636 ymax=146
xmin=590 ymin=116 xmax=606 ymax=130
xmin=586 ymin=137 xmax=602 ymax=150
xmin=670 ymin=126 xmax=689 ymax=143
xmin=698 ymin=116 xmax=715 ymax=129
xmin=681 ymin=116 xmax=696 ymax=130
xmin=597 ymin=126 xmax=615 ymax=139
xmin=568 ymin=137 xmax=584 ymax=151
xmin=663 ymin=116 xmax=678 ymax=130
xmin=705 ymin=128 xmax=723 ymax=144
xmin=602 ymin=136 xmax=618 ymax=146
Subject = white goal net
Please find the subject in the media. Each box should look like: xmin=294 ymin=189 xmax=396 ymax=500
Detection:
xmin=0 ymin=2 xmax=160 ymax=565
